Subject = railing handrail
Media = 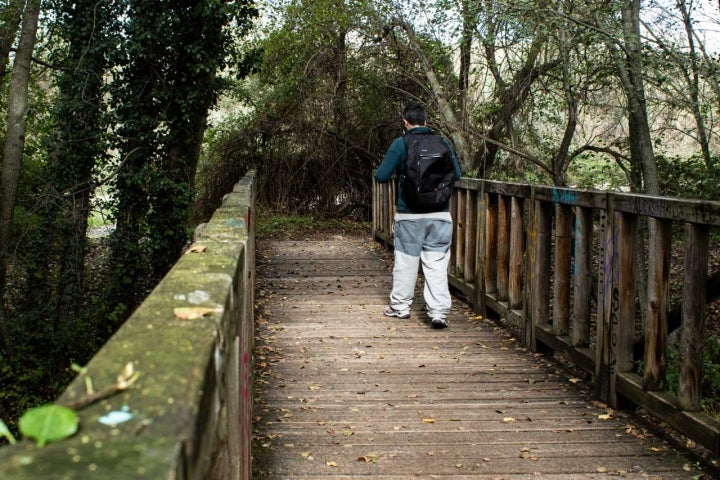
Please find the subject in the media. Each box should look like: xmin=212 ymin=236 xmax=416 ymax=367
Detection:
xmin=373 ymin=176 xmax=720 ymax=458
xmin=0 ymin=171 xmax=257 ymax=479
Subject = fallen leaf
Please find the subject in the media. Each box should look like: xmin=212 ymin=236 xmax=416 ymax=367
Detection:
xmin=422 ymin=418 xmax=436 ymax=423
xmin=173 ymin=306 xmax=223 ymax=320
xmin=326 ymin=461 xmax=338 ymax=467
xmin=356 ymin=453 xmax=378 ymax=463
xmin=186 ymin=245 xmax=207 ymax=253
xmin=502 ymin=417 xmax=516 ymax=423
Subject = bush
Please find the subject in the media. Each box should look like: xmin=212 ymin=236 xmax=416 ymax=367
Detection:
xmin=656 ymin=154 xmax=720 ymax=201
xmin=665 ymin=335 xmax=720 ymax=418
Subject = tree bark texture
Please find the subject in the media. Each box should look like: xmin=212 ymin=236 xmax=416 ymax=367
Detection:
xmin=0 ymin=0 xmax=41 ymax=358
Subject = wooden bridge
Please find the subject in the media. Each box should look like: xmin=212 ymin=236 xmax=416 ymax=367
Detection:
xmin=1 ymin=171 xmax=718 ymax=478
xmin=252 ymin=177 xmax=720 ymax=478
xmin=252 ymin=235 xmax=704 ymax=478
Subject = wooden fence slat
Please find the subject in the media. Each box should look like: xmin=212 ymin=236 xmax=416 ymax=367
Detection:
xmin=463 ymin=189 xmax=477 ymax=283
xmin=485 ymin=193 xmax=498 ymax=296
xmin=596 ymin=208 xmax=614 ymax=403
xmin=679 ymin=222 xmax=710 ymax=411
xmin=529 ymin=199 xmax=552 ymax=352
xmin=454 ymin=192 xmax=466 ymax=278
xmin=497 ymin=195 xmax=511 ymax=301
xmin=611 ymin=212 xmax=639 ymax=407
xmin=571 ymin=206 xmax=592 ymax=346
xmin=553 ymin=204 xmax=573 ymax=336
xmin=474 ymin=190 xmax=487 ymax=316
xmin=372 ymin=178 xmax=385 ymax=234
xmin=644 ymin=218 xmax=671 ymax=391
xmin=509 ymin=197 xmax=524 ymax=309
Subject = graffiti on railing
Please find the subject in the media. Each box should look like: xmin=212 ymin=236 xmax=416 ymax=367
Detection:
xmin=608 ymin=286 xmax=620 ymax=376
xmin=635 ymin=197 xmax=682 ymax=221
xmin=551 ymin=188 xmax=577 ymax=205
xmin=601 ymin=229 xmax=620 ymax=300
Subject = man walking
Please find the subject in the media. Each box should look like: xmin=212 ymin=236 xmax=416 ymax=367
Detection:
xmin=375 ymin=102 xmax=462 ymax=328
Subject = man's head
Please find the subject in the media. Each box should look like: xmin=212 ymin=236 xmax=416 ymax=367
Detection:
xmin=402 ymin=102 xmax=427 ymax=129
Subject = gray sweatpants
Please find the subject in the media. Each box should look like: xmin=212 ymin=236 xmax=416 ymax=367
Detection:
xmin=389 ymin=212 xmax=453 ymax=320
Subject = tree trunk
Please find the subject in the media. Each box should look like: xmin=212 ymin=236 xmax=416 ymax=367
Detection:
xmin=0 ymin=0 xmax=25 ymax=76
xmin=617 ymin=0 xmax=659 ymax=194
xmin=458 ymin=0 xmax=479 ymax=98
xmin=0 ymin=0 xmax=41 ymax=358
xmin=39 ymin=0 xmax=113 ymax=328
xmin=675 ymin=0 xmax=712 ymax=169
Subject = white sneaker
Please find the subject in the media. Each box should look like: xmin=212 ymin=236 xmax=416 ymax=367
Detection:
xmin=430 ymin=317 xmax=448 ymax=329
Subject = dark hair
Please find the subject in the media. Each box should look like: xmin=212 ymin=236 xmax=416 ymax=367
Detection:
xmin=402 ymin=102 xmax=426 ymax=126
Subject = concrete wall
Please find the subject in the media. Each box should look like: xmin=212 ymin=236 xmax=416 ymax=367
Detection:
xmin=0 ymin=171 xmax=256 ymax=479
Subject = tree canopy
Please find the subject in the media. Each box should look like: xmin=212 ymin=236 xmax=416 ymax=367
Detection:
xmin=194 ymin=0 xmax=718 ymax=220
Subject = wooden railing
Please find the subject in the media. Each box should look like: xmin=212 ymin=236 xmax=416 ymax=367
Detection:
xmin=0 ymin=171 xmax=256 ymax=479
xmin=374 ymin=176 xmax=720 ymax=457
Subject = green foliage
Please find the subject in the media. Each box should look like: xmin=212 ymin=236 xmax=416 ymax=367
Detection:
xmin=664 ymin=336 xmax=720 ymax=418
xmin=566 ymin=154 xmax=629 ymax=191
xmin=700 ymin=337 xmax=720 ymax=416
xmin=1 ymin=0 xmax=260 ymax=438
xmin=656 ymin=154 xmax=720 ymax=201
xmin=18 ymin=404 xmax=78 ymax=447
xmin=192 ymin=0 xmax=459 ymax=219
xmin=107 ymin=0 xmax=259 ymax=303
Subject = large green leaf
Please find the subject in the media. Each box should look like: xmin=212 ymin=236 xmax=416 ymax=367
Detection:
xmin=18 ymin=404 xmax=78 ymax=447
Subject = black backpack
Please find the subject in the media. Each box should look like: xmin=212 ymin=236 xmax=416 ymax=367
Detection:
xmin=401 ymin=131 xmax=456 ymax=212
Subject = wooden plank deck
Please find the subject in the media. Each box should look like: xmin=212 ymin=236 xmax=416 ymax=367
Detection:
xmin=252 ymin=236 xmax=702 ymax=479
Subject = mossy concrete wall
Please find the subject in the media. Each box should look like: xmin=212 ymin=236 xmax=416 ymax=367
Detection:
xmin=0 ymin=172 xmax=256 ymax=479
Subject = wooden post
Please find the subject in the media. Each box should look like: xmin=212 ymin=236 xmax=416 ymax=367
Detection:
xmin=643 ymin=218 xmax=671 ymax=391
xmin=485 ymin=193 xmax=498 ymax=296
xmin=474 ymin=188 xmax=487 ymax=317
xmin=553 ymin=204 xmax=573 ymax=336
xmin=571 ymin=206 xmax=592 ymax=346
xmin=464 ymin=189 xmax=477 ymax=283
xmin=595 ymin=206 xmax=613 ymax=402
xmin=608 ymin=212 xmax=638 ymax=407
xmin=678 ymin=222 xmax=709 ymax=411
xmin=529 ymin=198 xmax=552 ymax=351
xmin=497 ymin=195 xmax=510 ymax=301
xmin=454 ymin=191 xmax=466 ymax=278
xmin=372 ymin=178 xmax=378 ymax=237
xmin=508 ymin=197 xmax=524 ymax=310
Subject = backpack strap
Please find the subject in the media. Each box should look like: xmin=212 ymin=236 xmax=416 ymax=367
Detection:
xmin=401 ymin=130 xmax=431 ymax=175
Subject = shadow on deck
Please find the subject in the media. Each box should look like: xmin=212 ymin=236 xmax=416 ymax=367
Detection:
xmin=251 ymin=235 xmax=704 ymax=479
